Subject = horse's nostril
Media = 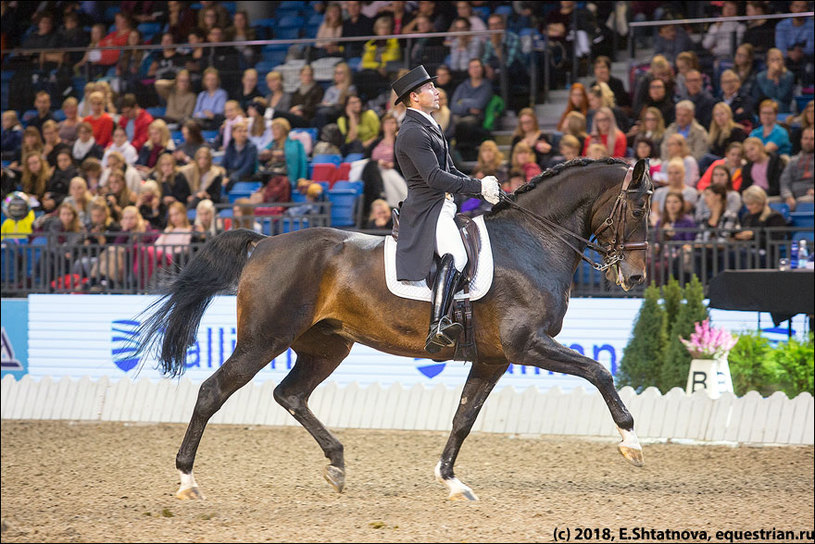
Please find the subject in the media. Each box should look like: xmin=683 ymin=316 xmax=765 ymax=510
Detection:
xmin=629 ymin=274 xmax=644 ymax=285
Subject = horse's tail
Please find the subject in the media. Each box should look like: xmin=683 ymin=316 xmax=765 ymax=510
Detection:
xmin=134 ymin=229 xmax=267 ymax=378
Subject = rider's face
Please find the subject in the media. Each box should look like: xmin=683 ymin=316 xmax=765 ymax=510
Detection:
xmin=412 ymin=82 xmax=439 ymax=112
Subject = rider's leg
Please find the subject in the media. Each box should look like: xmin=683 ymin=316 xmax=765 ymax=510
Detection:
xmin=425 ymin=198 xmax=467 ymax=353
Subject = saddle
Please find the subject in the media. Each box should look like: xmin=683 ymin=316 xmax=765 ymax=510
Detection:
xmin=391 ymin=208 xmax=480 ymax=362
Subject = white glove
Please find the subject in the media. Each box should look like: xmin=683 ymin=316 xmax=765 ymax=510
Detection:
xmin=480 ymin=176 xmax=501 ymax=205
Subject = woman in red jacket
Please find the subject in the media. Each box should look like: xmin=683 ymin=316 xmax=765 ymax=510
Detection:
xmin=583 ymin=106 xmax=628 ymax=158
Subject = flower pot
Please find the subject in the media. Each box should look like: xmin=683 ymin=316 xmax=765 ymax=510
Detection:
xmin=686 ymin=358 xmax=734 ymax=399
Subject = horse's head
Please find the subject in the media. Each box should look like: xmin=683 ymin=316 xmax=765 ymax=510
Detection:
xmin=593 ymin=159 xmax=653 ymax=291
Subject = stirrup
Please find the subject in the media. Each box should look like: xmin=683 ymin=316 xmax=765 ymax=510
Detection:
xmin=424 ymin=317 xmax=464 ymax=353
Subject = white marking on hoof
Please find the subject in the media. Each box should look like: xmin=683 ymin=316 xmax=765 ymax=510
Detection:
xmin=616 ymin=426 xmax=644 ymax=467
xmin=434 ymin=461 xmax=479 ymax=501
xmin=176 ymin=470 xmax=205 ymax=500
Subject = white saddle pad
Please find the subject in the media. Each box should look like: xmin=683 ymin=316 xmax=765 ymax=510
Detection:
xmin=384 ymin=215 xmax=494 ymax=302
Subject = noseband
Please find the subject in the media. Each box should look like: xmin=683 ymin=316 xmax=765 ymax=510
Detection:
xmin=498 ymin=165 xmax=652 ymax=271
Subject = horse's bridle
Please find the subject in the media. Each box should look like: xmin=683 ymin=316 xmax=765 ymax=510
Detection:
xmin=497 ymin=165 xmax=653 ymax=271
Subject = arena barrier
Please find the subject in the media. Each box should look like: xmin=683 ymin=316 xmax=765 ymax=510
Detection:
xmin=1 ymin=375 xmax=812 ymax=445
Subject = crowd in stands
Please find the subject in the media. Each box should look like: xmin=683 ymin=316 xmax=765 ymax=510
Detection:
xmin=1 ymin=1 xmax=814 ymax=290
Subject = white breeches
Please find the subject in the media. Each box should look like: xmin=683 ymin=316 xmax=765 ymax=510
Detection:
xmin=435 ymin=198 xmax=467 ymax=272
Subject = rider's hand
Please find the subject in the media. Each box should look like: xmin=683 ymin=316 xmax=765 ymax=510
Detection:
xmin=480 ymin=176 xmax=501 ymax=205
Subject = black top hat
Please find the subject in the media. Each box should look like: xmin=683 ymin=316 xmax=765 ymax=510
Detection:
xmin=391 ymin=65 xmax=437 ymax=105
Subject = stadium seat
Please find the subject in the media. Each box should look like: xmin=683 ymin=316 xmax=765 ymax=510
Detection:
xmin=769 ymin=202 xmax=791 ymax=223
xmin=332 ymin=162 xmax=352 ymax=185
xmin=146 ymin=106 xmax=166 ymax=118
xmin=311 ymin=163 xmax=336 ymax=182
xmin=332 ymin=180 xmax=362 ymax=193
xmin=202 ymin=130 xmax=219 ymax=144
xmin=795 ymin=202 xmax=814 ymax=214
xmin=274 ymin=26 xmax=300 ymax=40
xmin=343 ymin=152 xmax=364 ymax=163
xmin=327 ymin=189 xmax=360 ymax=227
xmin=312 ymin=154 xmax=342 ymax=166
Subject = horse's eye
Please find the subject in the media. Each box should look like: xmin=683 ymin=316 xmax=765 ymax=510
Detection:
xmin=632 ymin=209 xmax=645 ymax=218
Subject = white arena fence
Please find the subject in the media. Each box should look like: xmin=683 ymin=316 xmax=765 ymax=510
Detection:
xmin=2 ymin=376 xmax=812 ymax=446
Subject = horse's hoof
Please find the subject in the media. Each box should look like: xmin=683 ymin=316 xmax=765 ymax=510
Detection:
xmin=176 ymin=486 xmax=205 ymax=500
xmin=618 ymin=443 xmax=644 ymax=467
xmin=448 ymin=488 xmax=479 ymax=501
xmin=324 ymin=464 xmax=345 ymax=493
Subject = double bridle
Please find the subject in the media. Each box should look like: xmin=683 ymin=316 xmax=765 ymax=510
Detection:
xmin=497 ymin=165 xmax=653 ymax=271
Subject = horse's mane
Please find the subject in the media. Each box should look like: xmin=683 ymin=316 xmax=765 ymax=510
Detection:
xmin=488 ymin=157 xmax=631 ymax=216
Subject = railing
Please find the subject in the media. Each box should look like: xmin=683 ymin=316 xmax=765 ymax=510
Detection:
xmin=3 ymin=225 xmax=811 ymax=298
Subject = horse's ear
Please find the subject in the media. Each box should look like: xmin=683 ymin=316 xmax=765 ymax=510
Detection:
xmin=631 ymin=159 xmax=648 ymax=188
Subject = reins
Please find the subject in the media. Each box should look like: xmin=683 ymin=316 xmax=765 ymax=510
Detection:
xmin=497 ymin=165 xmax=651 ymax=271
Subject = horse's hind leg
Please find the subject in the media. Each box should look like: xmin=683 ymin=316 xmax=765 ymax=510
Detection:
xmin=176 ymin=340 xmax=288 ymax=500
xmin=503 ymin=333 xmax=644 ymax=467
xmin=436 ymin=361 xmax=509 ymax=501
xmin=274 ymin=329 xmax=353 ymax=493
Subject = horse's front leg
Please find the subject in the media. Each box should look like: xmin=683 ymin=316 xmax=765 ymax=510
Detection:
xmin=436 ymin=361 xmax=509 ymax=501
xmin=502 ymin=331 xmax=644 ymax=467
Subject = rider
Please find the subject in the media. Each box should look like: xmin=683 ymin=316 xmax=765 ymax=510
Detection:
xmin=391 ymin=65 xmax=501 ymax=353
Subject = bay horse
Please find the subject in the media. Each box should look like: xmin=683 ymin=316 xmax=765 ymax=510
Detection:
xmin=134 ymin=157 xmax=653 ymax=501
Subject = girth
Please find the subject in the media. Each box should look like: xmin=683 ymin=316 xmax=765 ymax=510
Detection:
xmin=390 ymin=208 xmax=481 ymax=290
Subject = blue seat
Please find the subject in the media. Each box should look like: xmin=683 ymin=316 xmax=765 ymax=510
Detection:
xmin=343 ymin=152 xmax=364 ymax=163
xmin=794 ymin=95 xmax=813 ymax=114
xmin=332 ymin=180 xmax=363 ymax=193
xmin=347 ymin=57 xmax=362 ymax=71
xmin=138 ymin=22 xmax=162 ymax=40
xmin=307 ymin=13 xmax=324 ymax=27
xmin=230 ymin=181 xmax=263 ymax=194
xmin=328 ymin=189 xmax=359 ymax=227
xmin=202 ymin=130 xmax=219 ymax=144
xmin=146 ymin=106 xmax=166 ymax=118
xmin=312 ymin=154 xmax=342 ymax=166
xmin=52 ymin=109 xmax=67 ymax=122
xmin=769 ymin=202 xmax=791 ymax=223
xmin=171 ymin=130 xmax=184 ymax=145
xmin=277 ymin=14 xmax=301 ymax=28
xmin=274 ymin=26 xmax=300 ymax=40
xmin=794 ymin=202 xmax=814 ymax=214
xmin=494 ymin=5 xmax=513 ymax=17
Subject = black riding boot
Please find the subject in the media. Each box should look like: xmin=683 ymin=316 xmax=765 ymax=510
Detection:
xmin=425 ymin=253 xmax=464 ymax=353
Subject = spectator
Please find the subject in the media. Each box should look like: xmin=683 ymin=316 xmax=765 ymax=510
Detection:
xmin=583 ymin=106 xmax=627 ymax=159
xmin=472 ymin=140 xmax=509 ymax=185
xmin=21 ymin=152 xmax=51 ymax=201
xmin=63 ymin=176 xmax=94 ymax=224
xmin=264 ymin=71 xmax=293 ymax=121
xmin=636 ymin=75 xmax=675 ymax=126
xmin=119 ymin=93 xmax=153 ymax=152
xmin=227 ymin=10 xmax=258 ymax=67
xmin=402 ymin=0 xmax=449 ymax=34
xmin=27 ymin=91 xmax=54 ymax=137
xmin=653 ymin=18 xmax=694 ymax=64
xmin=651 ymin=158 xmax=699 ymax=225
xmin=193 ymin=198 xmax=225 ymax=241
xmin=358 ymin=15 xmax=402 ymax=100
xmin=562 ymin=111 xmax=588 ymax=153
xmin=702 ymin=1 xmax=745 ymax=62
xmin=407 ymin=15 xmax=446 ymax=68
xmin=71 ymin=122 xmax=104 ymax=166
xmin=222 ymin=121 xmax=257 ymax=192
xmin=136 ymin=119 xmax=175 ymax=176
xmin=77 ymin=196 xmax=122 ymax=281
xmin=433 ymin=65 xmax=457 ymax=100
xmin=337 ymin=94 xmax=381 ymax=155
xmin=314 ymin=62 xmax=357 ymax=129
xmin=752 ymin=48 xmax=795 ymax=113
xmin=151 ymin=153 xmax=191 ymax=207
xmin=44 ymin=202 xmax=86 ymax=277
xmin=287 ymin=65 xmax=324 ymax=128
xmin=314 ymin=2 xmax=344 ymax=58
xmin=435 ymin=89 xmax=453 ymax=138
xmin=695 ymin=183 xmax=740 ymax=248
xmin=90 ymin=205 xmax=157 ymax=289
xmin=230 ymin=197 xmax=262 ymax=233
xmin=342 ymin=0 xmax=374 ymax=59
xmin=732 ymin=44 xmax=759 ymax=102
xmin=236 ymin=69 xmax=263 ymax=113
xmin=1 ymin=111 xmax=23 ymax=162
xmin=76 ymin=82 xmax=98 ymax=119
xmin=96 ymin=13 xmax=134 ymax=68
xmin=360 ymin=113 xmax=406 ymax=211
xmin=717 ymin=69 xmax=754 ymax=130
xmin=80 ymin=157 xmax=104 ymax=195
xmin=7 ymin=13 xmax=61 ymax=112
xmin=656 ymin=190 xmax=697 ymax=242
xmin=774 ymin=1 xmax=813 ymax=80
xmin=47 ymin=150 xmax=78 ymax=198
xmin=511 ymin=108 xmax=553 ymax=169
xmin=83 ymin=92 xmax=115 ymax=149
xmin=557 ymin=83 xmax=589 ymax=133
xmin=789 ymin=100 xmax=814 ymax=155
xmin=633 ymin=135 xmax=659 ymax=162
xmin=741 ymin=137 xmax=785 ymax=198
xmin=683 ymin=69 xmax=715 ymax=129
xmin=147 ymin=32 xmax=187 ymax=82
xmin=482 ymin=13 xmax=525 ymax=85
xmin=10 ymin=127 xmax=44 ymax=170
xmin=511 ymin=141 xmax=542 ymax=182
xmin=365 ymin=198 xmax=394 ymax=230
xmin=555 ymin=134 xmax=582 ymax=164
xmin=698 ymin=141 xmax=746 ymax=193
xmin=586 ymin=82 xmax=627 ymax=133
xmin=502 ymin=169 xmax=526 ymax=193
xmin=41 ymin=121 xmax=71 ymax=168
xmin=632 ymin=55 xmax=675 ymax=121
xmin=193 ymin=67 xmax=229 ymax=131
xmin=101 ymin=169 xmax=134 ymax=222
xmin=312 ymin=123 xmax=344 ymax=156
xmin=121 ymin=1 xmax=167 ymax=24
xmin=661 ymin=100 xmax=709 ymax=163
xmin=74 ymin=24 xmax=107 ymax=81
xmin=741 ymin=1 xmax=776 ymax=57
xmin=287 ymin=181 xmax=325 ymax=219
xmin=452 ymin=1 xmax=487 ymax=39
xmin=586 ymin=143 xmax=610 ymax=160
xmin=115 ymin=28 xmax=146 ymax=98
xmin=173 ymin=119 xmax=208 ymax=167
xmin=218 ymin=100 xmax=246 ymax=151
xmin=258 ymin=118 xmax=308 ymax=190
xmin=100 ymin=150 xmax=142 ymax=196
xmin=197 ymin=1 xmax=231 ymax=31
xmin=446 ymin=17 xmax=483 ymax=76
xmin=152 ymin=70 xmax=194 ymax=126
xmin=202 ymin=26 xmax=241 ymax=96
xmin=627 ymin=106 xmax=666 ymax=151
xmin=181 ymin=147 xmax=226 ymax=208
xmin=137 ymin=179 xmax=168 ymax=230
xmin=246 ymin=99 xmax=274 ymax=152
xmin=590 ymin=55 xmax=631 ymax=110
xmin=693 ymin=164 xmax=743 ymax=223
xmin=450 ymin=58 xmax=494 ymax=159
xmin=779 ymin=127 xmax=815 ymax=210
xmin=674 ymin=52 xmax=713 ymax=103
xmin=749 ymin=99 xmax=793 ymax=156
xmin=733 ymin=186 xmax=788 ymax=256
xmin=705 ymin=102 xmax=747 ymax=167
xmin=57 ymin=97 xmax=81 ymax=146
xmin=660 ymin=133 xmax=700 ymax=188
xmin=181 ymin=29 xmax=206 ymax=84
xmin=103 ymin=127 xmax=139 ymax=167
xmin=143 ymin=201 xmax=194 ymax=283
xmin=166 ymin=1 xmax=198 ymax=44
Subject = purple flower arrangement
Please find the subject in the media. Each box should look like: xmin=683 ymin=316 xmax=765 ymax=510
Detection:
xmin=680 ymin=319 xmax=738 ymax=360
